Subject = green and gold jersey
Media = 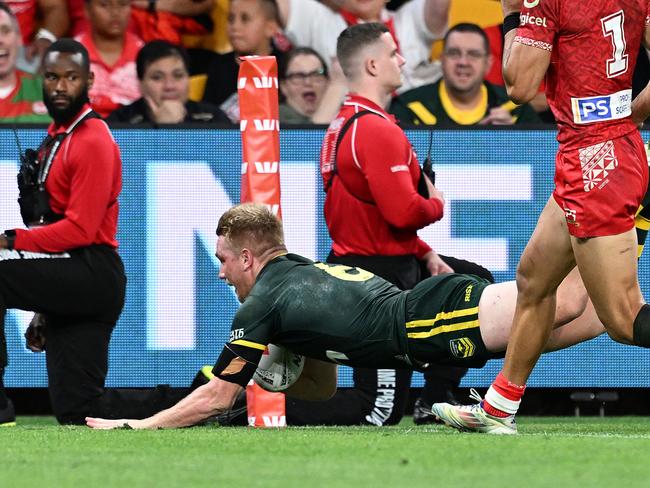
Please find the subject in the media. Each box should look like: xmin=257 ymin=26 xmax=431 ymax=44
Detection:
xmin=215 ymin=254 xmax=498 ymax=387
xmin=229 ymin=253 xmax=413 ymax=369
xmin=389 ymin=79 xmax=541 ymax=127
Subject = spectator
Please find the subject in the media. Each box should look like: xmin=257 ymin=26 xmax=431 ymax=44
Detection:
xmin=196 ymin=0 xmax=284 ymax=123
xmin=129 ymin=0 xmax=214 ymax=45
xmin=390 ymin=23 xmax=540 ymax=126
xmin=108 ymin=40 xmax=229 ymax=124
xmin=276 ymin=0 xmax=450 ymax=93
xmin=76 ymin=0 xmax=143 ymax=117
xmin=68 ymin=0 xmax=214 ymax=40
xmin=0 ymin=3 xmax=50 ymax=122
xmin=278 ymin=46 xmax=346 ymax=124
xmin=6 ymin=0 xmax=69 ymax=71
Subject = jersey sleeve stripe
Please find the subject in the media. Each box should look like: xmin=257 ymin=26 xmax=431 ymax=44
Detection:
xmin=405 ymin=307 xmax=479 ymax=328
xmin=231 ymin=339 xmax=267 ymax=350
xmin=513 ymin=36 xmax=553 ymax=52
xmin=407 ymin=319 xmax=480 ymax=339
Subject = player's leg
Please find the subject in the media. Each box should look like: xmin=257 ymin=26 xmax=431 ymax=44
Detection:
xmin=499 ymin=197 xmax=576 ymax=385
xmin=46 ymin=318 xmax=114 ymax=424
xmin=430 ymin=198 xmax=575 ymax=434
xmin=478 ymin=266 xmax=588 ymax=352
xmin=543 ymin=299 xmax=604 ymax=351
xmin=0 ymin=251 xmax=87 ymax=427
xmin=0 ymin=247 xmax=126 ymax=424
xmin=571 ymin=229 xmax=646 ymax=345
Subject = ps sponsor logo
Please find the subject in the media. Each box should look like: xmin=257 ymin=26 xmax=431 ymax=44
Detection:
xmin=572 ymin=90 xmax=631 ymax=124
xmin=578 ymin=97 xmax=612 ymax=121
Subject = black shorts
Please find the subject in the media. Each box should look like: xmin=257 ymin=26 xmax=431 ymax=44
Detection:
xmin=404 ymin=274 xmax=500 ymax=368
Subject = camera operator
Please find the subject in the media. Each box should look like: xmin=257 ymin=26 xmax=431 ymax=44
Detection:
xmin=0 ymin=38 xmax=126 ymax=425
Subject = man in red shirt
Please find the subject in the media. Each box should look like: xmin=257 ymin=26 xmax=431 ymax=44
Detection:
xmin=0 ymin=39 xmax=126 ymax=425
xmin=432 ymin=0 xmax=650 ymax=434
xmin=283 ymin=23 xmax=492 ymax=427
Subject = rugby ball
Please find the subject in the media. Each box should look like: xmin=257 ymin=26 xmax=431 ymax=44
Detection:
xmin=253 ymin=344 xmax=305 ymax=392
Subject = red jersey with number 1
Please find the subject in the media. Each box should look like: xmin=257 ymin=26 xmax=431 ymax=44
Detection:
xmin=515 ymin=0 xmax=650 ymax=150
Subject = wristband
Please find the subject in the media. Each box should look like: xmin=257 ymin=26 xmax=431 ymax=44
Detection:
xmin=502 ymin=12 xmax=520 ymax=38
xmin=35 ymin=28 xmax=57 ymax=43
xmin=2 ymin=229 xmax=16 ymax=250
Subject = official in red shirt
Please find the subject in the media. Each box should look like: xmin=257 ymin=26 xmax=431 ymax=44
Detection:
xmin=0 ymin=39 xmax=126 ymax=426
xmin=286 ymin=23 xmax=470 ymax=428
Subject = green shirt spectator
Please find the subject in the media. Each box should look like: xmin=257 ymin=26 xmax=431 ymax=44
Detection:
xmin=390 ymin=78 xmax=540 ymax=126
xmin=390 ymin=22 xmax=541 ymax=126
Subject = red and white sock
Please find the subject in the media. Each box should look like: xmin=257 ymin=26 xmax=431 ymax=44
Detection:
xmin=483 ymin=372 xmax=525 ymax=418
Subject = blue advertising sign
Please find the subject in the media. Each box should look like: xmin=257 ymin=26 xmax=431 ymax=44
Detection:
xmin=1 ymin=127 xmax=649 ymax=387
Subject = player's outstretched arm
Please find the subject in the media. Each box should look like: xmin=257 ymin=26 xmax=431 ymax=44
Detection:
xmin=86 ymin=378 xmax=243 ymax=430
xmin=284 ymin=358 xmax=337 ymax=401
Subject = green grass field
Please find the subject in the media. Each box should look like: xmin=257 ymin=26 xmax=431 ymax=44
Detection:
xmin=3 ymin=417 xmax=650 ymax=487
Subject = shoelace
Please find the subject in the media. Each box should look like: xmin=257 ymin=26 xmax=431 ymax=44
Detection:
xmin=468 ymin=388 xmax=483 ymax=404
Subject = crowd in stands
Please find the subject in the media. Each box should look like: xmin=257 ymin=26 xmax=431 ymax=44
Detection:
xmin=2 ymin=0 xmax=649 ymax=126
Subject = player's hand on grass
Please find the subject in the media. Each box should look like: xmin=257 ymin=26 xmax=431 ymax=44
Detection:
xmin=422 ymin=251 xmax=453 ymax=276
xmin=25 ymin=313 xmax=47 ymax=352
xmin=85 ymin=417 xmax=142 ymax=430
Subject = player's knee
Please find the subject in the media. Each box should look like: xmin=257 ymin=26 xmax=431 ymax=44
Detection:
xmin=602 ymin=307 xmax=639 ymax=345
xmin=555 ymin=284 xmax=589 ymax=326
xmin=514 ymin=263 xmax=545 ymax=301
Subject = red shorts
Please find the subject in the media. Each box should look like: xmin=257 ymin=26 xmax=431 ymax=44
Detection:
xmin=553 ymin=131 xmax=648 ymax=238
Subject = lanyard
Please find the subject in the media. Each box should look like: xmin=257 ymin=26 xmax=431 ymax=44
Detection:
xmin=38 ymin=107 xmax=95 ymax=185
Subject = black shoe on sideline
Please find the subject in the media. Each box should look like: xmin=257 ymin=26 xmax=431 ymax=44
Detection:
xmin=0 ymin=399 xmax=16 ymax=427
xmin=413 ymin=390 xmax=460 ymax=425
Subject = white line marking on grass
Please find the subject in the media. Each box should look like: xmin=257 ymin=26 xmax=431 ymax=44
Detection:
xmin=521 ymin=432 xmax=650 ymax=439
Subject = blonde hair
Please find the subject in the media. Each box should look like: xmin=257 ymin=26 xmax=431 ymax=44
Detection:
xmin=217 ymin=203 xmax=285 ymax=255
